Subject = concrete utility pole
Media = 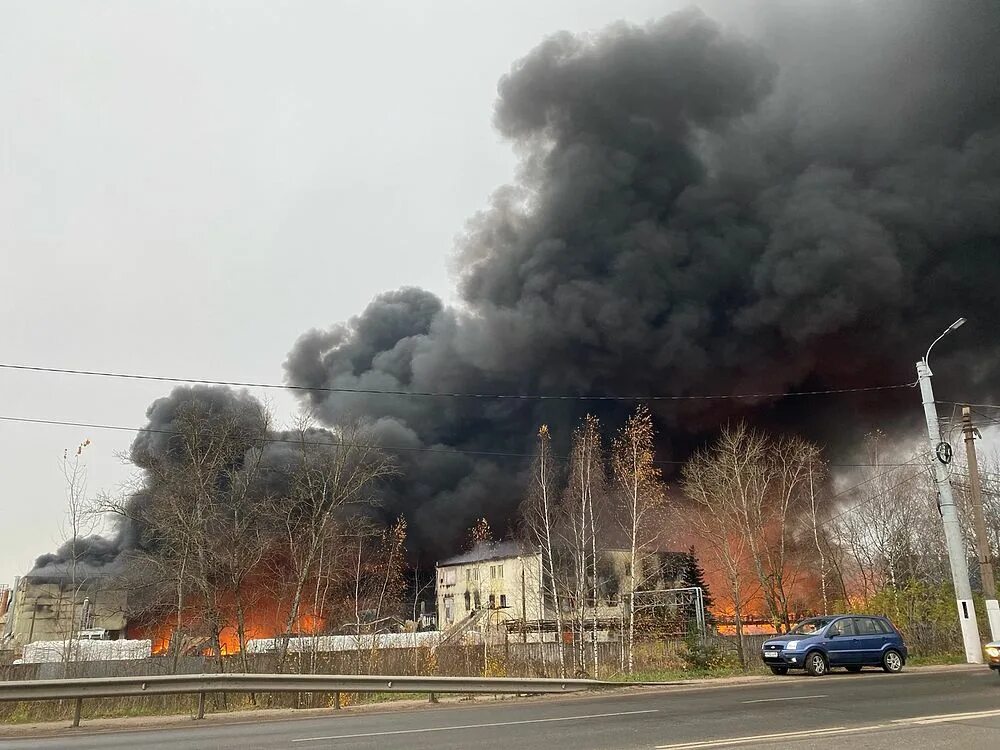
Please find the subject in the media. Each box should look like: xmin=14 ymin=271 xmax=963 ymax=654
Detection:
xmin=917 ymin=317 xmax=982 ymax=664
xmin=961 ymin=405 xmax=1000 ymax=639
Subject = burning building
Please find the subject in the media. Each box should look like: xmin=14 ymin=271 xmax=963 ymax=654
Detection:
xmin=5 ymin=572 xmax=128 ymax=650
xmin=436 ymin=542 xmax=694 ymax=640
xmin=21 ymin=1 xmax=1000 ymax=634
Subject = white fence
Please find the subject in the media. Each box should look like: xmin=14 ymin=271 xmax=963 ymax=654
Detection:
xmin=20 ymin=639 xmax=152 ymax=664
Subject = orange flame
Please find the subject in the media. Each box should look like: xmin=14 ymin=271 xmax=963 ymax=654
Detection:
xmin=129 ymin=597 xmax=326 ymax=655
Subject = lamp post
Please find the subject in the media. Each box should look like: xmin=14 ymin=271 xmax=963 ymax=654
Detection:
xmin=916 ymin=317 xmax=982 ymax=663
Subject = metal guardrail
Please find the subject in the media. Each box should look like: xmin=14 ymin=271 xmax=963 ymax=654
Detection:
xmin=0 ymin=673 xmax=615 ymax=727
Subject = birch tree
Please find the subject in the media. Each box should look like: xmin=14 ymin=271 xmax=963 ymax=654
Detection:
xmin=59 ymin=440 xmax=95 ymax=674
xmin=518 ymin=425 xmax=565 ymax=677
xmin=611 ymin=406 xmax=665 ymax=673
xmin=562 ymin=415 xmax=606 ymax=675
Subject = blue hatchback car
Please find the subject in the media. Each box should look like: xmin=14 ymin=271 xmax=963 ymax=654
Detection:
xmin=761 ymin=615 xmax=907 ymax=676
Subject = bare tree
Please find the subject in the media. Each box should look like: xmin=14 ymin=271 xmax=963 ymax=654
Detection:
xmin=829 ymin=434 xmax=937 ymax=610
xmin=562 ymin=415 xmax=606 ymax=675
xmin=805 ymin=455 xmax=831 ymax=614
xmin=611 ymin=406 xmax=665 ymax=673
xmin=682 ymin=462 xmax=753 ymax=665
xmin=58 ymin=440 xmax=96 ymax=674
xmin=268 ymin=419 xmax=395 ymax=667
xmin=518 ymin=425 xmax=566 ymax=677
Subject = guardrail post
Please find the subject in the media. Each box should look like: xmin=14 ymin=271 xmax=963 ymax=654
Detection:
xmin=196 ymin=691 xmax=206 ymax=720
xmin=71 ymin=697 xmax=82 ymax=728
xmin=428 ymin=692 xmax=438 ymax=703
xmin=334 ymin=691 xmax=341 ymax=710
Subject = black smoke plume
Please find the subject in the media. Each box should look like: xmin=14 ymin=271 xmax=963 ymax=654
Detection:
xmin=28 ymin=2 xmax=1000 ymax=575
xmin=30 ymin=385 xmax=325 ymax=578
xmin=285 ymin=2 xmax=1000 ymax=558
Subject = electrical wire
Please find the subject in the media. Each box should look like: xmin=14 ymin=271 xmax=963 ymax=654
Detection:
xmin=938 ymin=400 xmax=1000 ymax=411
xmin=0 ymin=413 xmax=922 ymax=468
xmin=0 ymin=362 xmax=918 ymax=402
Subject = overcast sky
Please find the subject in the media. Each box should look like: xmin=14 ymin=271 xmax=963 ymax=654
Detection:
xmin=4 ymin=0 xmax=768 ymax=585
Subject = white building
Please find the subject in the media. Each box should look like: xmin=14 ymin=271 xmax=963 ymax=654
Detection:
xmin=436 ymin=542 xmax=544 ymax=631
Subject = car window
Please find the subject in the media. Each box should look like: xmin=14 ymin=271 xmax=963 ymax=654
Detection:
xmin=871 ymin=619 xmax=891 ymax=635
xmin=853 ymin=617 xmax=878 ymax=635
xmin=829 ymin=618 xmax=857 ymax=636
xmin=790 ymin=617 xmax=834 ymax=635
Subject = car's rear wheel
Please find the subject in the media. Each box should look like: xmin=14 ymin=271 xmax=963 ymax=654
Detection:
xmin=805 ymin=651 xmax=828 ymax=676
xmin=845 ymin=665 xmax=863 ymax=673
xmin=882 ymin=649 xmax=904 ymax=673
xmin=769 ymin=665 xmax=789 ymax=675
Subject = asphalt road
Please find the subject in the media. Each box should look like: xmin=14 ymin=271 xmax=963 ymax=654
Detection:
xmin=2 ymin=667 xmax=999 ymax=749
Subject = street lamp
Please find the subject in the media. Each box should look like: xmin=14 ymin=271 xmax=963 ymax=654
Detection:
xmin=925 ymin=317 xmax=966 ymax=366
xmin=916 ymin=317 xmax=982 ymax=664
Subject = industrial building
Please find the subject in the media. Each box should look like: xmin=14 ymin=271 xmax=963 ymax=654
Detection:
xmin=3 ymin=573 xmax=127 ymax=650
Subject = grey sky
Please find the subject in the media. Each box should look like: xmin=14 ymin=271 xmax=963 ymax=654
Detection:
xmin=0 ymin=0 xmax=729 ymax=585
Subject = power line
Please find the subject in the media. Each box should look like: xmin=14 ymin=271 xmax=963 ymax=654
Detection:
xmin=0 ymin=415 xmax=539 ymax=461
xmin=821 ymin=463 xmax=930 ymax=527
xmin=939 ymin=400 xmax=1000 ymax=411
xmin=0 ymin=413 xmax=920 ymax=468
xmin=0 ymin=363 xmax=918 ymax=402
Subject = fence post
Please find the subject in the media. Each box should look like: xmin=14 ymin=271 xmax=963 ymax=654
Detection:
xmin=334 ymin=691 xmax=341 ymax=710
xmin=428 ymin=692 xmax=438 ymax=703
xmin=71 ymin=697 xmax=82 ymax=728
xmin=196 ymin=691 xmax=206 ymax=720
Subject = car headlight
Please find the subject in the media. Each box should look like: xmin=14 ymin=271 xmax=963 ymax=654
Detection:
xmin=785 ymin=641 xmax=799 ymax=651
xmin=986 ymin=646 xmax=1000 ymax=658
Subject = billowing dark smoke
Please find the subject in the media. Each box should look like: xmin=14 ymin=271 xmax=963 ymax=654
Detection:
xmin=285 ymin=2 xmax=1000 ymax=557
xmin=31 ymin=385 xmax=316 ymax=578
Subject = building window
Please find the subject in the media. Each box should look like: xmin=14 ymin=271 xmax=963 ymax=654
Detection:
xmin=444 ymin=596 xmax=454 ymax=623
xmin=488 ymin=594 xmax=496 ymax=608
xmin=442 ymin=569 xmax=456 ymax=586
xmin=474 ymin=591 xmax=481 ymax=609
xmin=499 ymin=594 xmax=507 ymax=608
xmin=491 ymin=564 xmax=504 ymax=579
xmin=464 ymin=592 xmax=471 ymax=611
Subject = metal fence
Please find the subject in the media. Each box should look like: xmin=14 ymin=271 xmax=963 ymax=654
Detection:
xmin=0 ymin=672 xmax=613 ymax=727
xmin=1 ymin=635 xmax=772 ymax=683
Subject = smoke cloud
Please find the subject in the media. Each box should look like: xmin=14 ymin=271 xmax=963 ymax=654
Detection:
xmin=285 ymin=2 xmax=1000 ymax=557
xmin=28 ymin=2 xmax=1000 ymax=574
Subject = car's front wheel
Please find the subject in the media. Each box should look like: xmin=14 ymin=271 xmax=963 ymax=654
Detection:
xmin=769 ymin=665 xmax=789 ymax=675
xmin=805 ymin=651 xmax=828 ymax=676
xmin=882 ymin=649 xmax=904 ymax=673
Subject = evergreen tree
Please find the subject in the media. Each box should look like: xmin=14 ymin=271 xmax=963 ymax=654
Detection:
xmin=682 ymin=547 xmax=715 ymax=626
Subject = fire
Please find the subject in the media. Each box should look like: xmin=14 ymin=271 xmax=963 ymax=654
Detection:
xmin=128 ymin=597 xmax=326 ymax=656
xmin=687 ymin=532 xmax=828 ymax=635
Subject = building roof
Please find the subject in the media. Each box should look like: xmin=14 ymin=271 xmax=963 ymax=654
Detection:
xmin=437 ymin=541 xmax=536 ymax=567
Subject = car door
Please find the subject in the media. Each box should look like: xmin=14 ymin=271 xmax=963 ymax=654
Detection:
xmin=852 ymin=617 xmax=885 ymax=664
xmin=824 ymin=617 xmax=859 ymax=665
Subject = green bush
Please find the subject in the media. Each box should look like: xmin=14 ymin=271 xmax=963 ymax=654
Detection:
xmin=681 ymin=630 xmax=723 ymax=672
xmin=839 ymin=579 xmax=990 ymax=657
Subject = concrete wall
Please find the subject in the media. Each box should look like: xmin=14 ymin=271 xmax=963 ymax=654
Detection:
xmin=8 ymin=579 xmax=127 ymax=649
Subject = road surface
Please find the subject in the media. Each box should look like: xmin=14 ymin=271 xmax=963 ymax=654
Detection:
xmin=2 ymin=667 xmax=999 ymax=749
